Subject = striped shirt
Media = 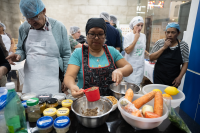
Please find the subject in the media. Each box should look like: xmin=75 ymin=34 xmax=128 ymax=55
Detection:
xmin=150 ymin=39 xmax=189 ymax=63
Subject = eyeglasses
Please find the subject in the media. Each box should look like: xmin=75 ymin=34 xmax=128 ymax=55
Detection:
xmin=87 ymin=33 xmax=105 ymax=39
xmin=26 ymin=13 xmax=41 ymax=22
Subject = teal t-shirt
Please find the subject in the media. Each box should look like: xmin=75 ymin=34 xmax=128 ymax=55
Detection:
xmin=68 ymin=46 xmax=123 ymax=89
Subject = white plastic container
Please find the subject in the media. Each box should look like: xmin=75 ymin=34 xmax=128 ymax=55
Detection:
xmin=54 ymin=116 xmax=71 ymax=133
xmin=37 ymin=116 xmax=54 ymax=133
xmin=21 ymin=93 xmax=37 ymax=101
xmin=52 ymin=93 xmax=66 ymax=105
xmin=118 ymin=94 xmax=168 ymax=129
xmin=0 ymin=87 xmax=7 ymax=133
xmin=142 ymin=84 xmax=185 ymax=108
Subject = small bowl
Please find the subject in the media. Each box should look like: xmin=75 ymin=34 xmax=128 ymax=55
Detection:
xmin=105 ymin=96 xmax=118 ymax=112
xmin=142 ymin=84 xmax=185 ymax=108
xmin=118 ymin=94 xmax=168 ymax=129
xmin=71 ymin=96 xmax=113 ymax=128
xmin=109 ymin=82 xmax=141 ymax=100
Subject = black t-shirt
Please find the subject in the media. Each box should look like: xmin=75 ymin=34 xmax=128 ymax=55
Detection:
xmin=0 ymin=45 xmax=11 ymax=74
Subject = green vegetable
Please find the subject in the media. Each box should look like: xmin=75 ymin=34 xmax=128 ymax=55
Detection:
xmin=169 ymin=108 xmax=191 ymax=133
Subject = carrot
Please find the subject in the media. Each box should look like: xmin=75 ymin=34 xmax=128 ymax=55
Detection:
xmin=145 ymin=111 xmax=159 ymax=118
xmin=132 ymin=91 xmax=156 ymax=109
xmin=131 ymin=110 xmax=143 ymax=117
xmin=154 ymin=91 xmax=163 ymax=117
xmin=124 ymin=88 xmax=134 ymax=102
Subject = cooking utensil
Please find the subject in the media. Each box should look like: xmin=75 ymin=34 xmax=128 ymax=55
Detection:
xmin=83 ymin=87 xmax=100 ymax=102
xmin=109 ymin=82 xmax=141 ymax=99
xmin=71 ymin=96 xmax=113 ymax=128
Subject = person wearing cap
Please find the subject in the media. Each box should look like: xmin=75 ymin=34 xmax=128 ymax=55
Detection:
xmin=100 ymin=12 xmax=121 ymax=51
xmin=6 ymin=0 xmax=71 ymax=94
xmin=150 ymin=22 xmax=189 ymax=87
xmin=69 ymin=26 xmax=83 ymax=53
xmin=123 ymin=16 xmax=146 ymax=86
xmin=64 ymin=18 xmax=133 ymax=98
xmin=110 ymin=15 xmax=123 ymax=52
xmin=0 ymin=40 xmax=11 ymax=87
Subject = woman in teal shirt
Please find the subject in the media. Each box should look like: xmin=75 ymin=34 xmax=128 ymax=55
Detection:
xmin=64 ymin=18 xmax=133 ymax=98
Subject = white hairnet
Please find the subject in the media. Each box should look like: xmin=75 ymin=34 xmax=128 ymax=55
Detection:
xmin=129 ymin=16 xmax=144 ymax=30
xmin=110 ymin=15 xmax=117 ymax=24
xmin=0 ymin=22 xmax=6 ymax=30
xmin=19 ymin=0 xmax=45 ymax=19
xmin=70 ymin=26 xmax=80 ymax=35
xmin=100 ymin=12 xmax=110 ymax=21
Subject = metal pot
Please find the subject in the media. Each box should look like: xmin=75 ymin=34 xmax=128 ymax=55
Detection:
xmin=109 ymin=82 xmax=141 ymax=99
xmin=71 ymin=96 xmax=113 ymax=128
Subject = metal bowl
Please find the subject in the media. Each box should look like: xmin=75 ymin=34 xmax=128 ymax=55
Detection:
xmin=71 ymin=96 xmax=113 ymax=128
xmin=109 ymin=82 xmax=141 ymax=100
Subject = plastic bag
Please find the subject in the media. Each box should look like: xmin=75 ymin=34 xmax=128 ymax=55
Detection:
xmin=169 ymin=107 xmax=191 ymax=133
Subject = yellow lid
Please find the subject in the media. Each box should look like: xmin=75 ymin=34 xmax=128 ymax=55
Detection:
xmin=57 ymin=108 xmax=70 ymax=117
xmin=62 ymin=99 xmax=73 ymax=107
xmin=43 ymin=108 xmax=57 ymax=116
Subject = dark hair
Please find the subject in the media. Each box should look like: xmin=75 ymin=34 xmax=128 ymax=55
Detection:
xmin=176 ymin=29 xmax=180 ymax=33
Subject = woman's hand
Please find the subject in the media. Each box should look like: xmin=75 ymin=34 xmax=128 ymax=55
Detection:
xmin=163 ymin=39 xmax=171 ymax=50
xmin=172 ymin=77 xmax=182 ymax=88
xmin=112 ymin=69 xmax=123 ymax=86
xmin=134 ymin=29 xmax=140 ymax=41
xmin=70 ymin=85 xmax=84 ymax=98
xmin=6 ymin=53 xmax=21 ymax=65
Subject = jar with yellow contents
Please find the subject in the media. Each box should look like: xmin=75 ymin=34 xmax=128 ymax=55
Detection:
xmin=62 ymin=99 xmax=73 ymax=110
xmin=39 ymin=99 xmax=46 ymax=114
xmin=46 ymin=98 xmax=58 ymax=108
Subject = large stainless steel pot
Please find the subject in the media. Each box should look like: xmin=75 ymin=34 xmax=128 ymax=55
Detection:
xmin=71 ymin=96 xmax=113 ymax=128
xmin=109 ymin=82 xmax=141 ymax=99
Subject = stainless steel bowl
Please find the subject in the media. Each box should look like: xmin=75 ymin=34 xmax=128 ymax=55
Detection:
xmin=71 ymin=96 xmax=113 ymax=128
xmin=109 ymin=82 xmax=141 ymax=99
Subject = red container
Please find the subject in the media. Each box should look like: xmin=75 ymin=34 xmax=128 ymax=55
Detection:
xmin=84 ymin=87 xmax=100 ymax=102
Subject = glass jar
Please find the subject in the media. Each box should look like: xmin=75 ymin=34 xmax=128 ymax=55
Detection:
xmin=57 ymin=108 xmax=70 ymax=117
xmin=46 ymin=98 xmax=58 ymax=108
xmin=26 ymin=98 xmax=41 ymax=122
xmin=43 ymin=108 xmax=57 ymax=120
xmin=37 ymin=116 xmax=53 ymax=133
xmin=39 ymin=100 xmax=46 ymax=114
xmin=54 ymin=116 xmax=71 ymax=133
xmin=52 ymin=93 xmax=66 ymax=105
xmin=62 ymin=99 xmax=73 ymax=110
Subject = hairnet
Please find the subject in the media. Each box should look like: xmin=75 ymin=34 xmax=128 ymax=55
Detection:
xmin=110 ymin=15 xmax=117 ymax=24
xmin=129 ymin=16 xmax=144 ymax=30
xmin=0 ymin=22 xmax=6 ymax=30
xmin=166 ymin=22 xmax=180 ymax=31
xmin=19 ymin=0 xmax=45 ymax=19
xmin=85 ymin=18 xmax=107 ymax=35
xmin=70 ymin=26 xmax=80 ymax=35
xmin=100 ymin=12 xmax=110 ymax=21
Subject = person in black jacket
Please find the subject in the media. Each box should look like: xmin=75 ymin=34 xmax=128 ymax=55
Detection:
xmin=0 ymin=36 xmax=11 ymax=87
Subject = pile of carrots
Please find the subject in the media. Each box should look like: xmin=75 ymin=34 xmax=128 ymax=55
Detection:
xmin=123 ymin=89 xmax=163 ymax=118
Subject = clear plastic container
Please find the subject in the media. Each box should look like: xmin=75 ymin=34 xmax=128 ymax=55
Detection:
xmin=43 ymin=108 xmax=57 ymax=120
xmin=62 ymin=99 xmax=73 ymax=110
xmin=27 ymin=98 xmax=41 ymax=122
xmin=54 ymin=116 xmax=71 ymax=133
xmin=0 ymin=87 xmax=7 ymax=133
xmin=21 ymin=92 xmax=37 ymax=101
xmin=4 ymin=82 xmax=27 ymax=132
xmin=37 ymin=116 xmax=53 ymax=133
xmin=118 ymin=94 xmax=168 ymax=129
xmin=57 ymin=108 xmax=70 ymax=117
xmin=52 ymin=93 xmax=66 ymax=105
xmin=142 ymin=84 xmax=185 ymax=108
xmin=46 ymin=98 xmax=58 ymax=108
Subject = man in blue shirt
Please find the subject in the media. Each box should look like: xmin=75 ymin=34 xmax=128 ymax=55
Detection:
xmin=100 ymin=12 xmax=121 ymax=51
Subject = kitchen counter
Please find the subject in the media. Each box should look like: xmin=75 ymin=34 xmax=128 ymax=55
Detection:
xmin=28 ymin=107 xmax=200 ymax=133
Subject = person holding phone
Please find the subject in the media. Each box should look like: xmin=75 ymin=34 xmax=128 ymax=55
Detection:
xmin=123 ymin=16 xmax=146 ymax=86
